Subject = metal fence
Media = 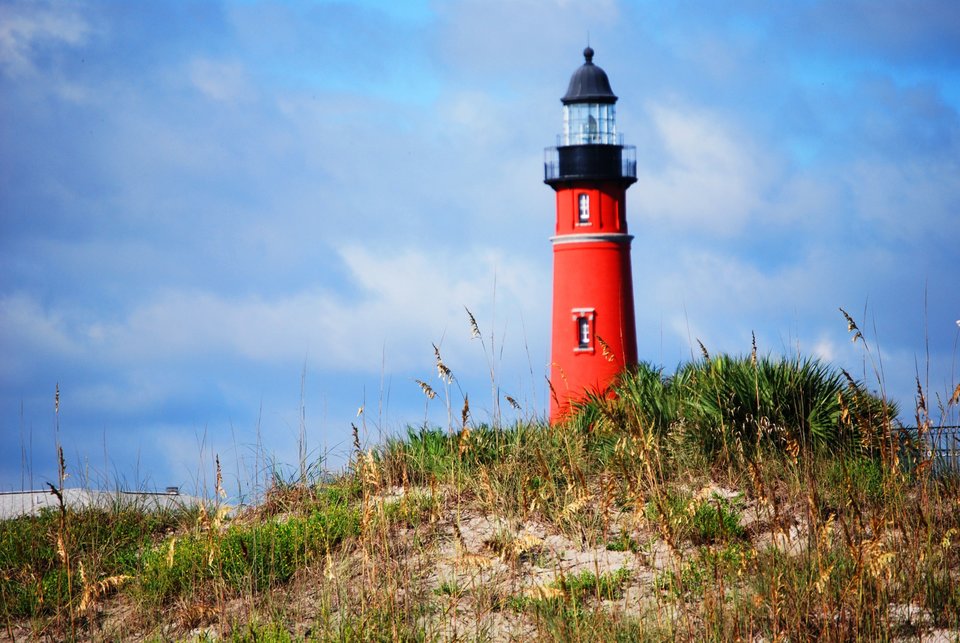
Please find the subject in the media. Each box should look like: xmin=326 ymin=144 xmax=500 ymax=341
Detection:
xmin=929 ymin=425 xmax=960 ymax=474
xmin=906 ymin=425 xmax=960 ymax=474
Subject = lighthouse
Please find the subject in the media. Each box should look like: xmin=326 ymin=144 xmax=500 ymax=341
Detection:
xmin=544 ymin=47 xmax=638 ymax=422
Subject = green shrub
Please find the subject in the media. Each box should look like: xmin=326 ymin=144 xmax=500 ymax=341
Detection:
xmin=606 ymin=532 xmax=640 ymax=553
xmin=570 ymin=352 xmax=894 ymax=468
xmin=675 ymin=355 xmax=846 ymax=458
xmin=570 ymin=362 xmax=673 ymax=440
xmin=677 ymin=355 xmax=895 ymax=463
xmin=615 ymin=362 xmax=677 ymax=435
xmin=690 ymin=494 xmax=746 ymax=544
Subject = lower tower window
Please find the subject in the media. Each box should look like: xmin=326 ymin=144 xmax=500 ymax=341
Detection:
xmin=571 ymin=308 xmax=595 ymax=352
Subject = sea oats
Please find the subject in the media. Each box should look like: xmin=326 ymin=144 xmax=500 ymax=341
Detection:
xmin=597 ymin=335 xmax=615 ymax=362
xmin=839 ymin=307 xmax=863 ymax=343
xmin=433 ymin=343 xmax=453 ymax=383
xmin=465 ymin=306 xmax=481 ymax=339
xmin=77 ymin=574 xmax=130 ymax=614
xmin=697 ymin=339 xmax=710 ymax=360
xmin=415 ymin=379 xmax=437 ymax=400
xmin=215 ymin=454 xmax=225 ymax=499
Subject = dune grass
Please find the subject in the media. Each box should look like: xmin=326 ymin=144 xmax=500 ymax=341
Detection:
xmin=2 ymin=343 xmax=958 ymax=641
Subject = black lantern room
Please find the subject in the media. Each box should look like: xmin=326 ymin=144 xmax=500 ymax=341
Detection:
xmin=545 ymin=48 xmax=637 ymax=187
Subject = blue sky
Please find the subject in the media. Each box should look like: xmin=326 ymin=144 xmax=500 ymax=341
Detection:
xmin=2 ymin=0 xmax=958 ymax=495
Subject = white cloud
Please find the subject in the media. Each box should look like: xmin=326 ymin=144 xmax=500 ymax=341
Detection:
xmin=0 ymin=3 xmax=89 ymax=77
xmin=188 ymin=58 xmax=252 ymax=103
xmin=811 ymin=336 xmax=838 ymax=362
xmin=6 ymin=244 xmax=548 ymax=378
xmin=635 ymin=101 xmax=777 ymax=233
xmin=0 ymin=294 xmax=80 ymax=381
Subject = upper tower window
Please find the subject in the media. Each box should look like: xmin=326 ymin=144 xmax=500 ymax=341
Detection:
xmin=577 ymin=193 xmax=590 ymax=223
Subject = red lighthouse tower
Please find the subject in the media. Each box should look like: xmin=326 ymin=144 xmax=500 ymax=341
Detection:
xmin=545 ymin=48 xmax=638 ymax=422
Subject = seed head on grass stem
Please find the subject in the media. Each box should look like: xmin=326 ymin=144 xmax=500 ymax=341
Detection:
xmin=459 ymin=395 xmax=471 ymax=455
xmin=466 ymin=307 xmax=481 ymax=339
xmin=839 ymin=307 xmax=863 ymax=343
xmin=415 ymin=379 xmax=437 ymax=400
xmin=597 ymin=336 xmax=615 ymax=363
xmin=547 ymin=375 xmax=560 ymax=409
xmin=433 ymin=343 xmax=453 ymax=384
xmin=215 ymin=454 xmax=225 ymax=499
xmin=351 ymin=423 xmax=361 ymax=457
xmin=697 ymin=339 xmax=710 ymax=360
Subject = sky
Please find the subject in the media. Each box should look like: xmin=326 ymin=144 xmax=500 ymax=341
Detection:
xmin=1 ymin=0 xmax=958 ymax=497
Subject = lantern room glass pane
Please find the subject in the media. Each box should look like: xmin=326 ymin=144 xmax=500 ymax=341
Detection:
xmin=563 ymin=103 xmax=617 ymax=145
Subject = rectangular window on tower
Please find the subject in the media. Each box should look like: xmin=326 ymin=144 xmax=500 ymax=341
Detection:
xmin=577 ymin=193 xmax=590 ymax=224
xmin=572 ymin=308 xmax=595 ymax=352
xmin=577 ymin=317 xmax=590 ymax=348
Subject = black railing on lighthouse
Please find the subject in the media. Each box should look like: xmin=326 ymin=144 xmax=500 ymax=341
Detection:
xmin=544 ymin=144 xmax=637 ymax=183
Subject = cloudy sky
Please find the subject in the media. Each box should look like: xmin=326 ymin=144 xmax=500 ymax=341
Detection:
xmin=2 ymin=0 xmax=958 ymax=495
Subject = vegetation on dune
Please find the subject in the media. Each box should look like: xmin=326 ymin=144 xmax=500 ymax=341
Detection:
xmin=138 ymin=486 xmax=360 ymax=606
xmin=0 ymin=503 xmax=185 ymax=621
xmin=578 ymin=352 xmax=897 ymax=465
xmin=2 ymin=329 xmax=958 ymax=640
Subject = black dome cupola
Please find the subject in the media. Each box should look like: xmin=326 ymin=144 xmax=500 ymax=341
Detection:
xmin=560 ymin=47 xmax=619 ymax=147
xmin=562 ymin=47 xmax=618 ymax=105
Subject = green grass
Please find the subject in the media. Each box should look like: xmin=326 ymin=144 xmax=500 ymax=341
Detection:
xmin=433 ymin=579 xmax=461 ymax=597
xmin=138 ymin=489 xmax=359 ymax=605
xmin=605 ymin=531 xmax=640 ymax=553
xmin=554 ymin=568 xmax=632 ymax=602
xmin=507 ymin=569 xmax=647 ymax=641
xmin=0 ymin=503 xmax=186 ymax=619
xmin=690 ymin=494 xmax=746 ymax=544
xmin=644 ymin=489 xmax=744 ymax=545
xmin=656 ymin=542 xmax=750 ymax=598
